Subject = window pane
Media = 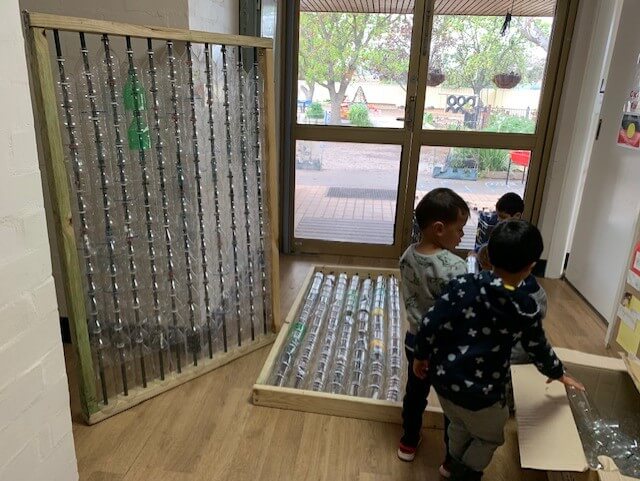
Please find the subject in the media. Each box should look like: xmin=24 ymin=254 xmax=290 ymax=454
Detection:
xmin=297 ymin=10 xmax=413 ymax=128
xmin=416 ymin=146 xmax=530 ymax=250
xmin=423 ymin=11 xmax=555 ymax=133
xmin=295 ymin=141 xmax=402 ymax=244
xmin=260 ymin=0 xmax=277 ymax=39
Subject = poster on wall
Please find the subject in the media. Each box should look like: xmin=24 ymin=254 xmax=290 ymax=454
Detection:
xmin=617 ymin=54 xmax=640 ymax=149
xmin=631 ymin=241 xmax=640 ymax=276
xmin=617 ymin=292 xmax=640 ymax=354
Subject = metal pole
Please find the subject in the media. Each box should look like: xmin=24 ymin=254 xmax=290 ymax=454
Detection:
xmin=147 ymin=38 xmax=178 ymax=376
xmin=78 ymin=32 xmax=129 ymax=396
xmin=53 ymin=30 xmax=108 ymax=405
xmin=221 ymin=45 xmax=243 ymax=347
xmin=167 ymin=40 xmax=199 ymax=366
xmin=186 ymin=42 xmax=214 ymax=359
xmin=237 ymin=48 xmax=257 ymax=341
xmin=204 ymin=43 xmax=228 ymax=352
xmin=252 ymin=48 xmax=270 ymax=335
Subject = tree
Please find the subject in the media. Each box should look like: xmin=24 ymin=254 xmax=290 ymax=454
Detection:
xmin=298 ymin=12 xmax=394 ymax=124
xmin=431 ymin=16 xmax=550 ymax=102
xmin=367 ymin=16 xmax=412 ymax=90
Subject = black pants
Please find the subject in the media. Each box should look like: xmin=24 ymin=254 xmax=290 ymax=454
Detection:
xmin=401 ymin=333 xmax=450 ymax=457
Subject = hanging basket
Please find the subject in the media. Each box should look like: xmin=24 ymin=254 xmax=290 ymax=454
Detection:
xmin=427 ymin=69 xmax=446 ymax=87
xmin=493 ymin=72 xmax=522 ymax=89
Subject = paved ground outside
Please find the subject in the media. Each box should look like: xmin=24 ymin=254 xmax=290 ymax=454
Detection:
xmin=294 ymin=142 xmax=526 ymax=247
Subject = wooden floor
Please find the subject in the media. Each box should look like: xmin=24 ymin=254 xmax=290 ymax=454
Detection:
xmin=67 ymin=254 xmax=614 ymax=481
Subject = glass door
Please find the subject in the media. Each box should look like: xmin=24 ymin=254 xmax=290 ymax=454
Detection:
xmin=284 ymin=0 xmax=577 ymax=257
xmin=401 ymin=0 xmax=577 ymax=251
xmin=286 ymin=0 xmax=425 ymax=257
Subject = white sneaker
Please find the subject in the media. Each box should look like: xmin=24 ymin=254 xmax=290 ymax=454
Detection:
xmin=439 ymin=463 xmax=452 ymax=478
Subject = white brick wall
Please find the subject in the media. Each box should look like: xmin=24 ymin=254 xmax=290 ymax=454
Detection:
xmin=0 ymin=0 xmax=78 ymax=479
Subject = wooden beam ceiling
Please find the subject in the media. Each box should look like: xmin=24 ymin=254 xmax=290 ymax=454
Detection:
xmin=300 ymin=0 xmax=556 ymax=16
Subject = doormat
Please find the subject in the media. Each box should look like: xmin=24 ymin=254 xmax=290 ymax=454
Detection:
xmin=295 ymin=217 xmax=394 ymax=244
xmin=326 ymin=187 xmax=398 ymax=201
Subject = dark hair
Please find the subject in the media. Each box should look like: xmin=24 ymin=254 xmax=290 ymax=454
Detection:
xmin=415 ymin=188 xmax=470 ymax=230
xmin=496 ymin=192 xmax=524 ymax=216
xmin=488 ymin=220 xmax=543 ymax=273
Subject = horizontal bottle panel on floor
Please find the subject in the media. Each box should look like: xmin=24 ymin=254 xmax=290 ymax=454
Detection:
xmin=253 ymin=264 xmax=443 ymax=427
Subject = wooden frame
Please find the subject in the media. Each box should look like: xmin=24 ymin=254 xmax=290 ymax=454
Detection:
xmin=23 ymin=12 xmax=280 ymax=424
xmin=253 ymin=264 xmax=444 ymax=427
xmin=283 ymin=0 xmax=579 ymax=257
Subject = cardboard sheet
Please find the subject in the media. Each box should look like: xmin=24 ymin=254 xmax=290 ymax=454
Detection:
xmin=513 ymin=350 xmax=640 ymax=480
xmin=511 ymin=364 xmax=589 ymax=472
xmin=554 ymin=348 xmax=627 ymax=371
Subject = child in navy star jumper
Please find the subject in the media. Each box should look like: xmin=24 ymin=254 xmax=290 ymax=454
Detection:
xmin=397 ymin=188 xmax=469 ymax=477
xmin=413 ymin=220 xmax=584 ymax=481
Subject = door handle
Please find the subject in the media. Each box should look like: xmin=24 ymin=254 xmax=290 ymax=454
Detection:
xmin=405 ymin=96 xmax=416 ymax=127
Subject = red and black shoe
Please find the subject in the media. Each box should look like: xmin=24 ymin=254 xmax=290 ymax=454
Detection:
xmin=397 ymin=438 xmax=421 ymax=462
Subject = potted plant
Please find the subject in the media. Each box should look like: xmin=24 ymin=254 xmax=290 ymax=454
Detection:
xmin=493 ymin=71 xmax=522 ymax=89
xmin=427 ymin=68 xmax=446 ymax=87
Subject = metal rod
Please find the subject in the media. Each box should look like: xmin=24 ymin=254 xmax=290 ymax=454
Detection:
xmin=348 ymin=277 xmax=374 ymax=397
xmin=221 ymin=45 xmax=243 ymax=347
xmin=329 ymin=275 xmax=360 ymax=395
xmin=237 ymin=48 xmax=257 ymax=341
xmin=167 ymin=40 xmax=199 ymax=366
xmin=385 ymin=275 xmax=402 ymax=402
xmin=252 ymin=48 xmax=269 ymax=335
xmin=101 ymin=34 xmax=147 ymax=388
xmin=204 ymin=43 xmax=228 ymax=353
xmin=52 ymin=30 xmax=108 ymax=405
xmin=147 ymin=37 xmax=178 ymax=377
xmin=311 ymin=273 xmax=348 ymax=392
xmin=78 ymin=31 xmax=129 ymax=396
xmin=186 ymin=42 xmax=213 ymax=359
xmin=124 ymin=36 xmax=160 ymax=386
xmin=293 ymin=275 xmax=335 ymax=388
xmin=273 ymin=272 xmax=324 ymax=387
xmin=367 ymin=276 xmax=386 ymax=399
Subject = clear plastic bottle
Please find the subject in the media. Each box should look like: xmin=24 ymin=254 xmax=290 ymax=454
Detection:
xmin=292 ymin=275 xmax=336 ymax=388
xmin=347 ymin=278 xmax=374 ymax=397
xmin=366 ymin=276 xmax=386 ymax=399
xmin=328 ymin=275 xmax=361 ymax=394
xmin=272 ymin=272 xmax=324 ymax=386
xmin=310 ymin=273 xmax=348 ymax=391
xmin=385 ymin=276 xmax=403 ymax=402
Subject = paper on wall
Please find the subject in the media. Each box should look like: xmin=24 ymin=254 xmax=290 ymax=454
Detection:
xmin=628 ymin=270 xmax=640 ymax=292
xmin=616 ymin=321 xmax=640 ymax=354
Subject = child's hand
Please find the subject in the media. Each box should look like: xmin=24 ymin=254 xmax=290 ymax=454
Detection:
xmin=413 ymin=359 xmax=429 ymax=379
xmin=546 ymin=374 xmax=585 ymax=391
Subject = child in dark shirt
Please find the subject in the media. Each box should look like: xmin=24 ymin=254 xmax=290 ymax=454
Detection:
xmin=413 ymin=220 xmax=583 ymax=481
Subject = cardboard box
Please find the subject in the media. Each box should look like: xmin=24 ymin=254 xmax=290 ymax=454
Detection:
xmin=512 ymin=348 xmax=640 ymax=481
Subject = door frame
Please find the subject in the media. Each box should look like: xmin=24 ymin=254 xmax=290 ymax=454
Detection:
xmin=282 ymin=0 xmax=579 ymax=258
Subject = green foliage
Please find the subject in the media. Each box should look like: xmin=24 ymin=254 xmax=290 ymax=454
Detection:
xmin=298 ymin=13 xmax=393 ymax=124
xmin=431 ymin=16 xmax=550 ymax=96
xmin=450 ymin=147 xmax=509 ymax=173
xmin=423 ymin=111 xmax=435 ymax=126
xmin=348 ymin=103 xmax=372 ymax=127
xmin=306 ymin=102 xmax=325 ymax=120
xmin=484 ymin=112 xmax=536 ymax=133
xmin=448 ymin=113 xmax=533 ymax=172
xmin=297 ymin=13 xmax=551 ymax=124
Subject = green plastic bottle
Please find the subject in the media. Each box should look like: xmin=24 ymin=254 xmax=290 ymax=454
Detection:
xmin=123 ymin=69 xmax=147 ymax=112
xmin=128 ymin=118 xmax=151 ymax=151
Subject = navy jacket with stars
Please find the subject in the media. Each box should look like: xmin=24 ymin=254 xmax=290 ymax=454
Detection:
xmin=414 ymin=271 xmax=564 ymax=411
